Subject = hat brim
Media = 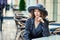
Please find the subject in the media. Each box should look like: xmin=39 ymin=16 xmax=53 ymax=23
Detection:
xmin=28 ymin=6 xmax=45 ymax=12
xmin=28 ymin=6 xmax=48 ymax=16
xmin=28 ymin=6 xmax=35 ymax=12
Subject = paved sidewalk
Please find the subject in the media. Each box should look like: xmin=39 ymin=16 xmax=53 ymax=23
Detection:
xmin=2 ymin=18 xmax=17 ymax=40
xmin=0 ymin=31 xmax=2 ymax=40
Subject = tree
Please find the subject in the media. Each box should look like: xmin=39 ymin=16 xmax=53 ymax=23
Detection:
xmin=19 ymin=0 xmax=26 ymax=11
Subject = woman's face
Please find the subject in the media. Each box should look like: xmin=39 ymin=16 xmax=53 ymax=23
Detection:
xmin=34 ymin=9 xmax=41 ymax=18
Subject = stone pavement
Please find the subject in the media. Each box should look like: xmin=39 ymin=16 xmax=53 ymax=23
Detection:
xmin=0 ymin=31 xmax=2 ymax=40
xmin=2 ymin=18 xmax=17 ymax=40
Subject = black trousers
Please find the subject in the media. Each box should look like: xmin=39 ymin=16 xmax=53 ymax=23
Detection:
xmin=0 ymin=8 xmax=3 ymax=31
xmin=0 ymin=4 xmax=5 ymax=31
xmin=0 ymin=11 xmax=3 ymax=31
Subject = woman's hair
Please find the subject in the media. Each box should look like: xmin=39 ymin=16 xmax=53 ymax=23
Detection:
xmin=30 ymin=9 xmax=44 ymax=18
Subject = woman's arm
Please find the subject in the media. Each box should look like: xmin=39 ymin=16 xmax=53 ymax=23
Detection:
xmin=42 ymin=20 xmax=50 ymax=37
xmin=23 ymin=18 xmax=31 ymax=40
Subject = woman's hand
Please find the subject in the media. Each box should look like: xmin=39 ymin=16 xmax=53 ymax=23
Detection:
xmin=38 ymin=17 xmax=44 ymax=23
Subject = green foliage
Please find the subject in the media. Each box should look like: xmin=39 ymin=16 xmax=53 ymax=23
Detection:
xmin=19 ymin=0 xmax=26 ymax=11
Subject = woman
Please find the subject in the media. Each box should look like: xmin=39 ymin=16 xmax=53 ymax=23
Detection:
xmin=23 ymin=4 xmax=50 ymax=40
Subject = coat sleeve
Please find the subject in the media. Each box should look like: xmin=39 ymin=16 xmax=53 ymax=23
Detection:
xmin=23 ymin=18 xmax=31 ymax=40
xmin=42 ymin=20 xmax=50 ymax=37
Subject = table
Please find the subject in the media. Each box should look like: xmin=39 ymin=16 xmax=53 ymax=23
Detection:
xmin=32 ymin=35 xmax=60 ymax=40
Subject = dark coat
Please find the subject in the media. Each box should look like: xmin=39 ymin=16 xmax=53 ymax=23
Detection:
xmin=23 ymin=18 xmax=50 ymax=40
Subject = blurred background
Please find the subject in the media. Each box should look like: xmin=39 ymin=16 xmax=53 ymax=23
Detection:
xmin=0 ymin=0 xmax=60 ymax=40
xmin=3 ymin=0 xmax=60 ymax=22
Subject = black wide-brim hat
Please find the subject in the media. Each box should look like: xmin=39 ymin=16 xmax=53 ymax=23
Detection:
xmin=28 ymin=4 xmax=48 ymax=16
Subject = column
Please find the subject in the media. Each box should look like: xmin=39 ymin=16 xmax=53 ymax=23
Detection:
xmin=38 ymin=0 xmax=45 ymax=5
xmin=57 ymin=0 xmax=60 ymax=23
xmin=45 ymin=0 xmax=53 ymax=21
xmin=53 ymin=0 xmax=58 ymax=21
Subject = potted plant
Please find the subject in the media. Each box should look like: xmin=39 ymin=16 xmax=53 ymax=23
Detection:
xmin=19 ymin=0 xmax=26 ymax=11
